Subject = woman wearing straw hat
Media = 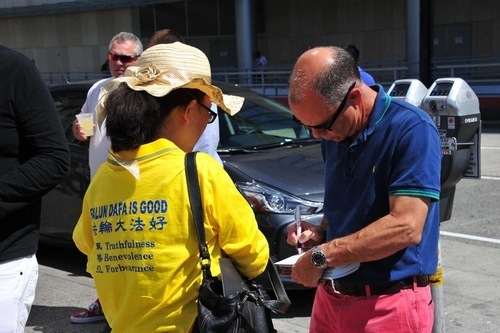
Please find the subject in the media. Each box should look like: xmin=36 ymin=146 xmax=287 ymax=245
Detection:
xmin=72 ymin=43 xmax=270 ymax=332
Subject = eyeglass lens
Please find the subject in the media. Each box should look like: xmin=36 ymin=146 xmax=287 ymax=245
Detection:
xmin=198 ymin=102 xmax=217 ymax=124
xmin=109 ymin=52 xmax=137 ymax=63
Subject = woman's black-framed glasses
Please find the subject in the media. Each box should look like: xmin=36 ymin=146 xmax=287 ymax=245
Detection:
xmin=185 ymin=90 xmax=218 ymax=124
xmin=197 ymin=102 xmax=218 ymax=124
xmin=293 ymin=81 xmax=356 ymax=131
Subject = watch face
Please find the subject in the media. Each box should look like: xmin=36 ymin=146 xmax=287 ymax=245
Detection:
xmin=312 ymin=253 xmax=325 ymax=266
xmin=312 ymin=247 xmax=327 ymax=268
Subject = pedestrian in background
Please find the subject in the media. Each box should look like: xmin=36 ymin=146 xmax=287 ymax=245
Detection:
xmin=147 ymin=28 xmax=185 ymax=47
xmin=287 ymin=46 xmax=441 ymax=332
xmin=342 ymin=44 xmax=376 ymax=85
xmin=0 ymin=45 xmax=70 ymax=332
xmin=73 ymin=31 xmax=143 ymax=178
xmin=253 ymin=50 xmax=268 ymax=67
xmin=252 ymin=50 xmax=268 ymax=85
xmin=70 ymin=31 xmax=143 ymax=324
xmin=100 ymin=59 xmax=110 ymax=74
xmin=73 ymin=42 xmax=268 ymax=332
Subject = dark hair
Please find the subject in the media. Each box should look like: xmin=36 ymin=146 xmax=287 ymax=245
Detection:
xmin=314 ymin=47 xmax=360 ymax=107
xmin=342 ymin=44 xmax=360 ymax=64
xmin=147 ymin=29 xmax=185 ymax=47
xmin=105 ymin=84 xmax=205 ymax=152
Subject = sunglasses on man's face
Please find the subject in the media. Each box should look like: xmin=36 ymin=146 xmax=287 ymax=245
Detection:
xmin=108 ymin=52 xmax=138 ymax=63
xmin=293 ymin=81 xmax=356 ymax=131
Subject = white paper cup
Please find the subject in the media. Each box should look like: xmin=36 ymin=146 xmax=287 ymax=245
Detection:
xmin=75 ymin=113 xmax=94 ymax=136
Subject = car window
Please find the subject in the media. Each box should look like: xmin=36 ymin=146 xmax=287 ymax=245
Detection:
xmin=218 ymin=97 xmax=312 ymax=149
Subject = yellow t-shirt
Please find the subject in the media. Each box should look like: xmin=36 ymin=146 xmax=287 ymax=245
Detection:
xmin=73 ymin=139 xmax=270 ymax=332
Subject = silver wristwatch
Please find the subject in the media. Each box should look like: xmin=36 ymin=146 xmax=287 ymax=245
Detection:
xmin=311 ymin=245 xmax=327 ymax=269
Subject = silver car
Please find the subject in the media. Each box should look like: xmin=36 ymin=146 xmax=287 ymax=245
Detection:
xmin=43 ymin=80 xmax=325 ymax=288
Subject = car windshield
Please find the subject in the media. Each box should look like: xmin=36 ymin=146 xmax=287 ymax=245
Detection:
xmin=217 ymin=93 xmax=314 ymax=150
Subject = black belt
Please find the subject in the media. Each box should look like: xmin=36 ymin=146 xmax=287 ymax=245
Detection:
xmin=329 ymin=275 xmax=429 ymax=296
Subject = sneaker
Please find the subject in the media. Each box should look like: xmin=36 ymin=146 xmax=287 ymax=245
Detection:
xmin=70 ymin=298 xmax=106 ymax=324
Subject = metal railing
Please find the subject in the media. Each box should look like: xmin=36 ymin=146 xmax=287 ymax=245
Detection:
xmin=433 ymin=63 xmax=500 ymax=84
xmin=41 ymin=55 xmax=500 ymax=96
xmin=41 ymin=71 xmax=109 ymax=85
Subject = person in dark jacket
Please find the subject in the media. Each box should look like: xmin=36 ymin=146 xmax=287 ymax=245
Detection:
xmin=342 ymin=44 xmax=376 ymax=85
xmin=0 ymin=45 xmax=70 ymax=332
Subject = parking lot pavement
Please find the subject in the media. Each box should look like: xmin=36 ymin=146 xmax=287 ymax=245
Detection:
xmin=440 ymin=234 xmax=500 ymax=333
xmin=26 ymin=233 xmax=500 ymax=333
xmin=25 ymin=246 xmax=107 ymax=333
xmin=25 ymin=245 xmax=314 ymax=333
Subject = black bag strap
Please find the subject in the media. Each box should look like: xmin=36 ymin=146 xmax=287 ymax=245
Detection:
xmin=185 ymin=152 xmax=291 ymax=313
xmin=264 ymin=258 xmax=291 ymax=313
xmin=185 ymin=152 xmax=212 ymax=281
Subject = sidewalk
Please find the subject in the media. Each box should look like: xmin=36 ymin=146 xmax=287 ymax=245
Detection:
xmin=26 ymin=235 xmax=500 ymax=332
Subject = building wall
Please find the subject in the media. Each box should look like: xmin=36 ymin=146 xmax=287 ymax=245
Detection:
xmin=0 ymin=0 xmax=499 ymax=74
xmin=261 ymin=0 xmax=500 ymax=66
xmin=262 ymin=0 xmax=406 ymax=66
xmin=433 ymin=0 xmax=500 ymax=56
xmin=0 ymin=0 xmax=82 ymax=9
xmin=0 ymin=7 xmax=140 ymax=73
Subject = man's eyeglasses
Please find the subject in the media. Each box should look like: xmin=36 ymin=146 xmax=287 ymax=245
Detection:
xmin=293 ymin=81 xmax=356 ymax=131
xmin=197 ymin=102 xmax=218 ymax=124
xmin=108 ymin=52 xmax=138 ymax=63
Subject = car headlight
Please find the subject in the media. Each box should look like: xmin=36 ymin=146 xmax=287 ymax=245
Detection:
xmin=235 ymin=181 xmax=323 ymax=214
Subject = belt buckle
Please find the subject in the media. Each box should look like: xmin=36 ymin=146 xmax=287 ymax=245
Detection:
xmin=324 ymin=279 xmax=342 ymax=294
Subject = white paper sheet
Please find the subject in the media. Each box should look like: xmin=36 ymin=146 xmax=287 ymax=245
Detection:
xmin=275 ymin=254 xmax=360 ymax=279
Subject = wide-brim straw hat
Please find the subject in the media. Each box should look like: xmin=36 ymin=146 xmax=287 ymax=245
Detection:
xmin=96 ymin=42 xmax=244 ymax=127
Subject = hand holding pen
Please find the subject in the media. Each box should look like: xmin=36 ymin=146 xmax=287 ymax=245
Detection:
xmin=287 ymin=208 xmax=327 ymax=252
xmin=294 ymin=206 xmax=303 ymax=254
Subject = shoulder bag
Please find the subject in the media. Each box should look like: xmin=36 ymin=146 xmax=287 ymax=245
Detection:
xmin=185 ymin=152 xmax=291 ymax=333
